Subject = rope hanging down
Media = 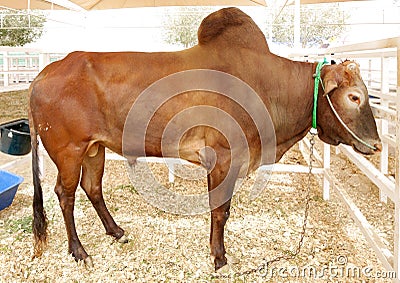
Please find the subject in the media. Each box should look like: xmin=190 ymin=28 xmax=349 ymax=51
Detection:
xmin=214 ymin=59 xmax=330 ymax=279
xmin=213 ymin=134 xmax=316 ymax=280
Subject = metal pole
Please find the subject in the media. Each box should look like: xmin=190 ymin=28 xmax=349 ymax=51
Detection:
xmin=28 ymin=0 xmax=31 ymax=28
xmin=294 ymin=0 xmax=301 ymax=49
xmin=323 ymin=144 xmax=330 ymax=200
xmin=380 ymin=56 xmax=389 ymax=203
xmin=3 ymin=51 xmax=9 ymax=87
xmin=394 ymin=37 xmax=400 ymax=281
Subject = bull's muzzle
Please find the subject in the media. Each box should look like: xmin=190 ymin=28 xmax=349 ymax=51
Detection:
xmin=373 ymin=142 xmax=382 ymax=152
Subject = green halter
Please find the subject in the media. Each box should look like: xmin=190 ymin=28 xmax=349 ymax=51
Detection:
xmin=312 ymin=57 xmax=329 ymax=133
xmin=311 ymin=58 xmax=377 ymax=151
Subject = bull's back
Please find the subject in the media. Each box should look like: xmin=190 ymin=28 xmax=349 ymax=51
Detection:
xmin=29 ymin=50 xmax=210 ymax=156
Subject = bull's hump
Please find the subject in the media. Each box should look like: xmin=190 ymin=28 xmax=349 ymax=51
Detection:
xmin=197 ymin=7 xmax=269 ymax=53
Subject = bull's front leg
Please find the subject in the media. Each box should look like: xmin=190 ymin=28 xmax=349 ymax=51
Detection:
xmin=209 ymin=198 xmax=232 ymax=270
xmin=207 ymin=162 xmax=240 ymax=271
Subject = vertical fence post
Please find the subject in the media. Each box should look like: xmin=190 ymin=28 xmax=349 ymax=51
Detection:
xmin=394 ymin=38 xmax=400 ymax=281
xmin=323 ymin=144 xmax=330 ymax=200
xmin=2 ymin=51 xmax=9 ymax=87
xmin=166 ymin=159 xmax=175 ymax=183
xmin=294 ymin=0 xmax=300 ymax=50
xmin=39 ymin=53 xmax=50 ymax=72
xmin=368 ymin=59 xmax=372 ymax=88
xmin=380 ymin=56 xmax=390 ymax=203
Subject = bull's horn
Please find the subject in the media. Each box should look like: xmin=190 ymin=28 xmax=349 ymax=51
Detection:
xmin=347 ymin=62 xmax=358 ymax=71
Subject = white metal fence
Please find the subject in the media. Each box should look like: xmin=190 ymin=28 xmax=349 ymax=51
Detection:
xmin=1 ymin=38 xmax=399 ymax=280
xmin=290 ymin=37 xmax=400 ymax=281
xmin=0 ymin=47 xmax=66 ymax=87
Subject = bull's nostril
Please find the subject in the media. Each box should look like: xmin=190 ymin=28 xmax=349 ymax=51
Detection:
xmin=374 ymin=143 xmax=382 ymax=152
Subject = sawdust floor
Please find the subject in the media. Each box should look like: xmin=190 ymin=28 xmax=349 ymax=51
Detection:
xmin=0 ymin=90 xmax=395 ymax=282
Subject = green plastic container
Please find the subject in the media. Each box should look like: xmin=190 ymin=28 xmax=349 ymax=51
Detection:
xmin=0 ymin=119 xmax=31 ymax=156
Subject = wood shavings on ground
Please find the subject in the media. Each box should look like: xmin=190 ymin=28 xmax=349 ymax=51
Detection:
xmin=0 ymin=147 xmax=392 ymax=282
xmin=0 ymin=90 xmax=394 ymax=282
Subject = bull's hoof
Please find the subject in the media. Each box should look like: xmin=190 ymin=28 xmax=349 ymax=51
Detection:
xmin=107 ymin=227 xmax=126 ymax=242
xmin=212 ymin=253 xmax=238 ymax=273
xmin=116 ymin=234 xmax=129 ymax=244
xmin=84 ymin=256 xmax=94 ymax=268
xmin=212 ymin=255 xmax=228 ymax=271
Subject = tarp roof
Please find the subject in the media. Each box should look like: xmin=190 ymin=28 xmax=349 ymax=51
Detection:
xmin=299 ymin=0 xmax=368 ymax=3
xmin=0 ymin=0 xmax=268 ymax=11
xmin=69 ymin=0 xmax=267 ymax=10
xmin=0 ymin=0 xmax=68 ymax=10
xmin=68 ymin=0 xmax=370 ymax=10
xmin=0 ymin=0 xmax=372 ymax=11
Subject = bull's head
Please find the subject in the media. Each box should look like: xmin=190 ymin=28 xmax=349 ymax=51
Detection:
xmin=317 ymin=60 xmax=381 ymax=154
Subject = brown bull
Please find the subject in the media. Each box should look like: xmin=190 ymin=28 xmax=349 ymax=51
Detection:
xmin=29 ymin=7 xmax=381 ymax=271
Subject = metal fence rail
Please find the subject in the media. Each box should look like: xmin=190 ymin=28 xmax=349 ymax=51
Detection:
xmin=1 ymin=39 xmax=400 ymax=280
xmin=0 ymin=47 xmax=66 ymax=87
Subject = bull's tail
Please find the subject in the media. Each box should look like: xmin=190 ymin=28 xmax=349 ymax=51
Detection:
xmin=29 ymin=102 xmax=48 ymax=257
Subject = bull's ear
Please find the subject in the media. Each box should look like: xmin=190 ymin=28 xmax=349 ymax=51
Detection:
xmin=323 ymin=79 xmax=338 ymax=96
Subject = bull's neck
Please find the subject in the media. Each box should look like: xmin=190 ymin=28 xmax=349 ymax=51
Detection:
xmin=258 ymin=57 xmax=317 ymax=161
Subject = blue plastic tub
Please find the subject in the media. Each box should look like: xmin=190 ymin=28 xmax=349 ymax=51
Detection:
xmin=0 ymin=170 xmax=23 ymax=211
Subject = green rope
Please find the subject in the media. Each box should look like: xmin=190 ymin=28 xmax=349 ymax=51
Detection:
xmin=312 ymin=58 xmax=329 ymax=132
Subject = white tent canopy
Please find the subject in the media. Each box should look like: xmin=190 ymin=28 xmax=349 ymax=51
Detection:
xmin=0 ymin=0 xmax=377 ymax=51
xmin=67 ymin=0 xmax=267 ymax=10
xmin=0 ymin=0 xmax=372 ymax=11
xmin=68 ymin=0 xmax=370 ymax=10
xmin=0 ymin=0 xmax=64 ymax=10
xmin=0 ymin=0 xmax=268 ymax=11
xmin=0 ymin=0 xmax=84 ymax=11
xmin=300 ymin=0 xmax=367 ymax=3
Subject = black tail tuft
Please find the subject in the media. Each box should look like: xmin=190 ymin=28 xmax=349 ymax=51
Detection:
xmin=31 ymin=126 xmax=48 ymax=258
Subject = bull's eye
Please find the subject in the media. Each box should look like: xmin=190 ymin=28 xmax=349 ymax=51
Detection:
xmin=348 ymin=94 xmax=360 ymax=105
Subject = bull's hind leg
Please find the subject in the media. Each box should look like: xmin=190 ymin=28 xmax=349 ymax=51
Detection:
xmin=80 ymin=144 xmax=126 ymax=242
xmin=53 ymin=152 xmax=92 ymax=265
